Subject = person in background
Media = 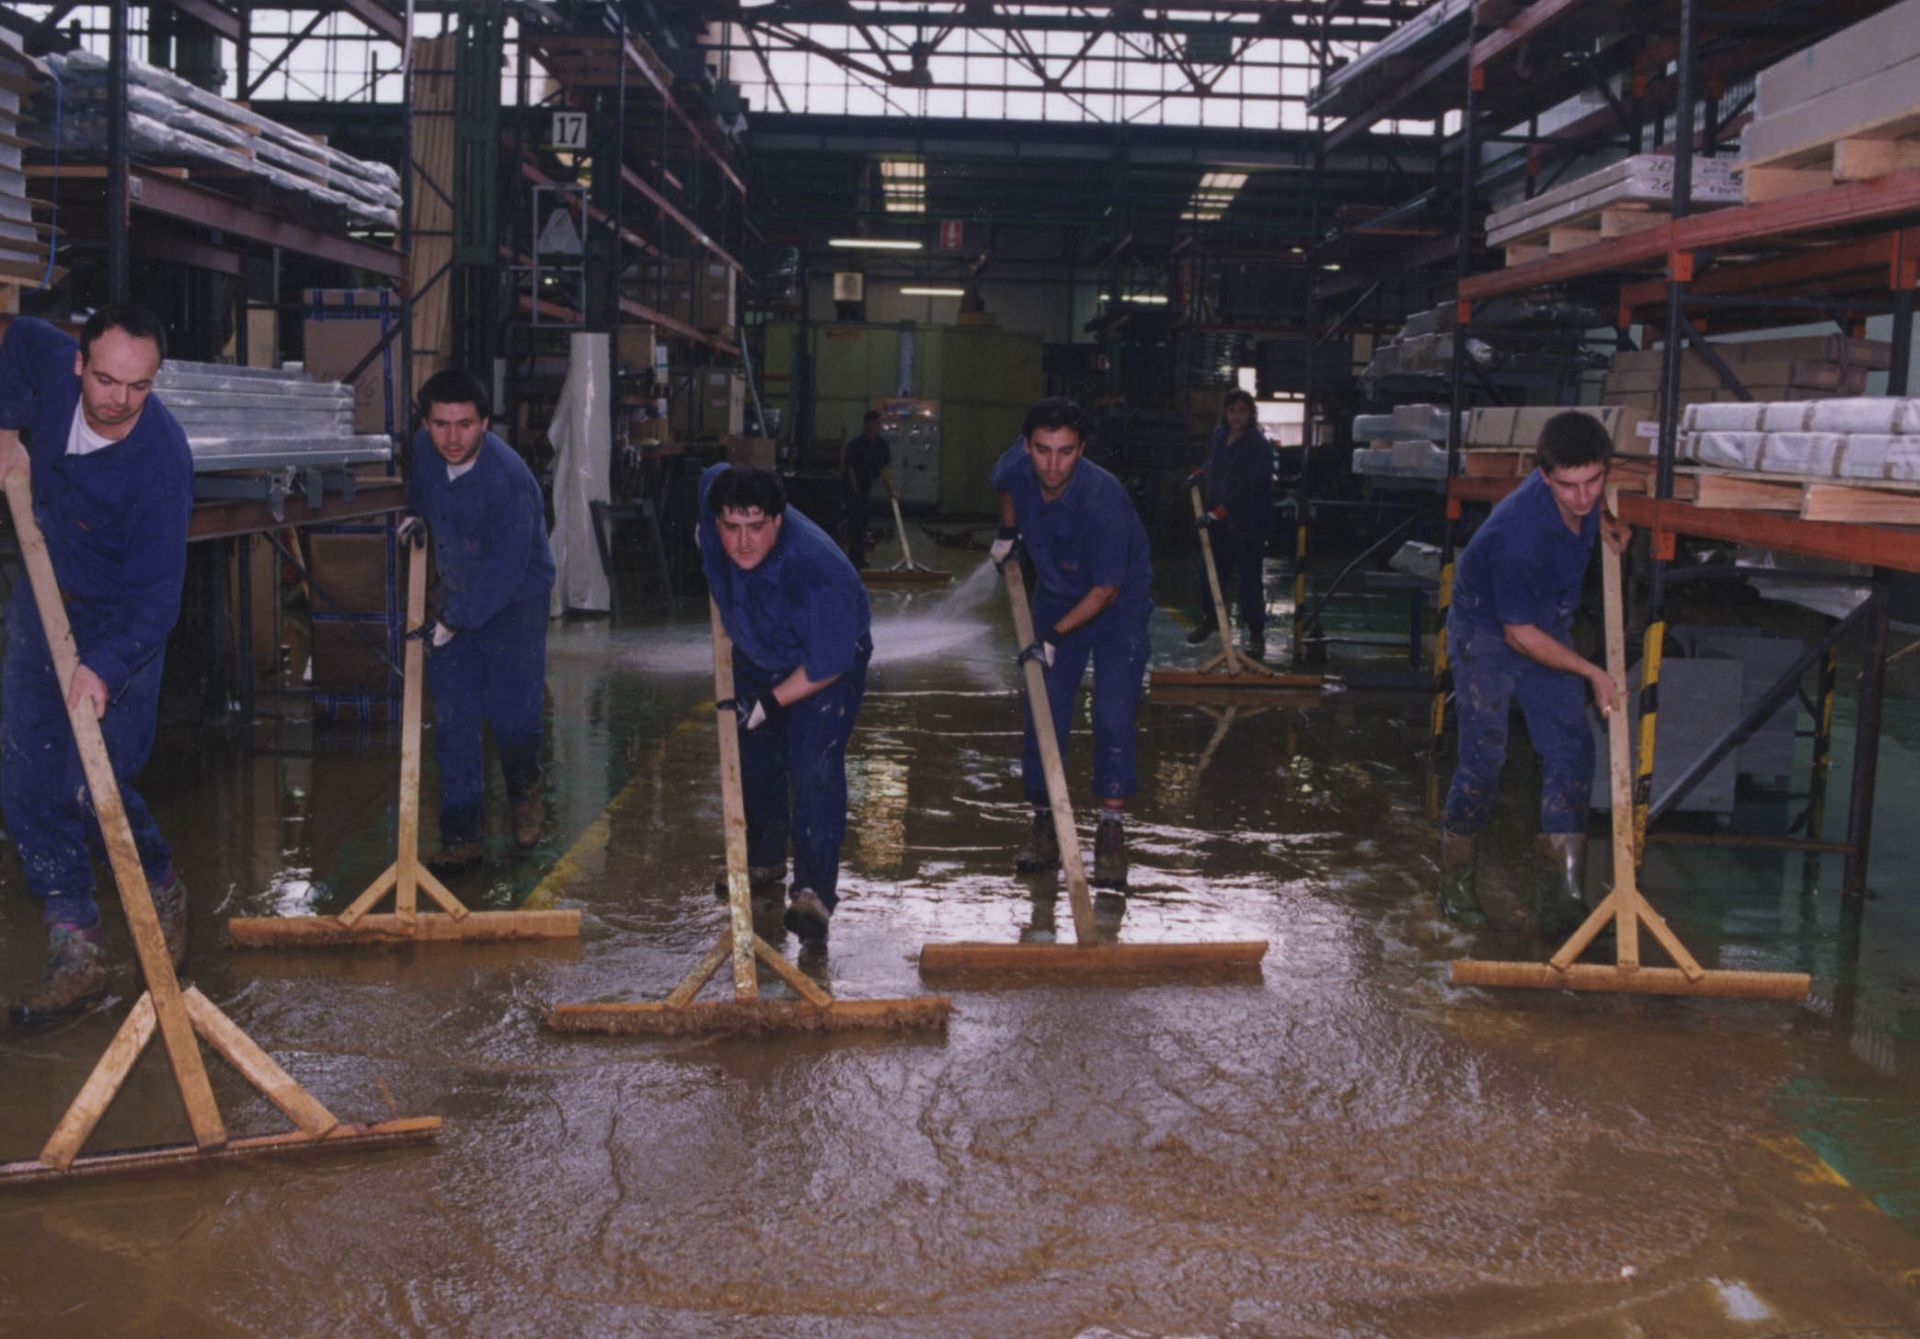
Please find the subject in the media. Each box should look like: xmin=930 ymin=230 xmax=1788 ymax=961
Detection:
xmin=989 ymin=398 xmax=1153 ymax=891
xmin=1438 ymin=411 xmax=1628 ymax=933
xmin=841 ymin=409 xmax=893 ymax=569
xmin=403 ymin=369 xmax=556 ymax=872
xmin=0 ymin=305 xmax=194 ymax=1023
xmin=699 ymin=464 xmax=873 ymax=948
xmin=1185 ymin=389 xmax=1276 ymax=661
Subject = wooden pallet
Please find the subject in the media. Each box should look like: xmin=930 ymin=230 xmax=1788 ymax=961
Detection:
xmin=1684 ymin=467 xmax=1920 ymax=522
xmin=1744 ymin=131 xmax=1920 ymax=204
xmin=1502 ymin=205 xmax=1668 ymax=265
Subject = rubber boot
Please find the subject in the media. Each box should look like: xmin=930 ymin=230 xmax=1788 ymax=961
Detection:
xmin=1533 ymin=833 xmax=1590 ymax=941
xmin=1092 ymin=818 xmax=1129 ymax=890
xmin=783 ymin=888 xmax=831 ymax=947
xmin=426 ymin=839 xmax=485 ymax=875
xmin=713 ymin=864 xmax=787 ymax=902
xmin=1437 ymin=829 xmax=1487 ymax=926
xmin=10 ymin=925 xmax=108 ymax=1026
xmin=511 ymin=796 xmax=545 ymax=849
xmin=1184 ymin=610 xmax=1218 ymax=645
xmin=151 ymin=869 xmax=189 ymax=971
xmin=1015 ymin=811 xmax=1060 ymax=872
xmin=1245 ymin=624 xmax=1267 ymax=664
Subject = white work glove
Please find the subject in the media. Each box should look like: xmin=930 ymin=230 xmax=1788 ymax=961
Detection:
xmin=396 ymin=515 xmax=425 ymax=544
xmin=432 ymin=622 xmax=455 ymax=649
xmin=990 ymin=526 xmax=1019 ymax=570
xmin=1017 ymin=637 xmax=1056 ymax=670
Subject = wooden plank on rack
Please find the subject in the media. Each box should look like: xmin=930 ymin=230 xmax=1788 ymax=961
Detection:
xmin=1744 ymin=166 xmax=1832 ymax=204
xmin=1802 ymin=482 xmax=1920 ymax=524
xmin=1692 ymin=472 xmax=1805 ymax=511
xmin=1833 ymin=138 xmax=1920 ymax=181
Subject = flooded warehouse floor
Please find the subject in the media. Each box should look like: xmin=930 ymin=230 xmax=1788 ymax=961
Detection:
xmin=1 ymin=547 xmax=1918 ymax=1337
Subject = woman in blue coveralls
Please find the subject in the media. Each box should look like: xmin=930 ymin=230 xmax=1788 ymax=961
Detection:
xmin=989 ymin=398 xmax=1154 ymax=891
xmin=1439 ymin=411 xmax=1627 ymax=932
xmin=1185 ymin=388 xmax=1276 ymax=661
xmin=404 ymin=369 xmax=556 ymax=872
xmin=699 ymin=464 xmax=872 ymax=948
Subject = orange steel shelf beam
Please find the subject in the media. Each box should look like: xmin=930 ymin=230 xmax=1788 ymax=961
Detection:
xmin=1618 ymin=495 xmax=1920 ymax=572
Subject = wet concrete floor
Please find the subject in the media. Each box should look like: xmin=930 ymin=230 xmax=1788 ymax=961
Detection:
xmin=1 ymin=542 xmax=1918 ymax=1336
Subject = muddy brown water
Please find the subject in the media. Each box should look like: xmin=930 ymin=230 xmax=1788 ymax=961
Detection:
xmin=1 ymin=554 xmax=1916 ymax=1337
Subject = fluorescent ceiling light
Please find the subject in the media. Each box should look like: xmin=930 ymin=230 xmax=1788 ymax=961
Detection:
xmin=901 ymin=286 xmax=965 ymax=297
xmin=1100 ymin=291 xmax=1168 ymax=305
xmin=1182 ymin=169 xmax=1248 ymax=223
xmin=829 ymin=238 xmax=924 ymax=251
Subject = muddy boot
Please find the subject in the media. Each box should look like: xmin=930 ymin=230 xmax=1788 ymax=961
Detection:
xmin=713 ymin=864 xmax=787 ymax=902
xmin=10 ymin=925 xmax=107 ymax=1026
xmin=511 ymin=796 xmax=545 ymax=849
xmin=1245 ymin=625 xmax=1267 ymax=663
xmin=1533 ymin=833 xmax=1590 ymax=941
xmin=783 ymin=888 xmax=831 ymax=947
xmin=1184 ymin=611 xmax=1218 ymax=645
xmin=1093 ymin=817 xmax=1129 ymax=890
xmin=426 ymin=839 xmax=485 ymax=876
xmin=1015 ymin=811 xmax=1060 ymax=873
xmin=1437 ymin=829 xmax=1487 ymax=926
xmin=151 ymin=869 xmax=189 ymax=971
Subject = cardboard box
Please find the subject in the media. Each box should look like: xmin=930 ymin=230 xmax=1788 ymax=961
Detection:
xmin=723 ymin=435 xmax=777 ymax=469
xmin=303 ymin=530 xmax=394 ymax=615
xmin=302 ymin=289 xmax=404 ymax=436
xmin=696 ymin=368 xmax=745 ymax=439
xmin=1510 ymin=404 xmax=1656 ymax=455
xmin=695 ymin=259 xmax=737 ymax=334
xmin=626 ymin=259 xmax=694 ymax=327
xmin=308 ymin=618 xmax=397 ymax=691
xmin=616 ymin=324 xmax=656 ymax=378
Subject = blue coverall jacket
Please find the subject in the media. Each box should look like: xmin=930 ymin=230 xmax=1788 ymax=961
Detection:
xmin=1199 ymin=423 xmax=1277 ymax=634
xmin=0 ymin=318 xmax=192 ymax=926
xmin=992 ymin=441 xmax=1153 ymax=803
xmin=406 ymin=429 xmax=555 ymax=844
xmin=699 ymin=463 xmax=872 ymax=904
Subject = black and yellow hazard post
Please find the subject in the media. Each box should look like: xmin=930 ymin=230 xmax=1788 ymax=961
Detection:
xmin=1803 ymin=643 xmax=1839 ymax=889
xmin=1425 ymin=558 xmax=1455 ymax=820
xmin=1630 ymin=612 xmax=1664 ymax=863
xmin=1289 ymin=498 xmax=1314 ymax=670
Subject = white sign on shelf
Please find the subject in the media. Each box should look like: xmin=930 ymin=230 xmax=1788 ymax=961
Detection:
xmin=550 ymin=112 xmax=588 ymax=150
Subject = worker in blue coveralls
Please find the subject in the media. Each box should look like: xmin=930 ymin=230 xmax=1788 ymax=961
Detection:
xmin=402 ymin=369 xmax=555 ymax=873
xmin=699 ymin=463 xmax=872 ymax=948
xmin=990 ymin=397 xmax=1153 ymax=891
xmin=1184 ymin=388 xmax=1276 ymax=661
xmin=1440 ymin=411 xmax=1628 ymax=933
xmin=842 ymin=409 xmax=893 ymax=569
xmin=0 ymin=306 xmax=194 ymax=1024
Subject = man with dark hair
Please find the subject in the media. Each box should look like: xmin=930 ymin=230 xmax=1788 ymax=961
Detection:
xmin=991 ymin=397 xmax=1153 ymax=889
xmin=404 ymin=367 xmax=555 ymax=871
xmin=1439 ymin=410 xmax=1628 ymax=931
xmin=1185 ymin=388 xmax=1277 ymax=659
xmin=0 ymin=305 xmax=194 ymax=1022
xmin=699 ymin=462 xmax=871 ymax=947
xmin=841 ymin=408 xmax=893 ymax=568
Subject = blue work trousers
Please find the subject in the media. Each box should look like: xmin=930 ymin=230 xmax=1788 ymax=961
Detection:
xmin=1 ymin=600 xmax=172 ymax=929
xmin=1442 ymin=618 xmax=1595 ymax=835
xmin=735 ymin=637 xmax=871 ymax=908
xmin=1021 ymin=602 xmax=1151 ymax=806
xmin=426 ymin=595 xmax=549 ymax=844
xmin=845 ymin=489 xmax=873 ymax=568
xmin=1201 ymin=529 xmax=1269 ymax=635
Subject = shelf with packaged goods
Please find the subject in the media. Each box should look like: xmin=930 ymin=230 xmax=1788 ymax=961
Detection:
xmin=523 ymin=32 xmax=746 ymax=200
xmin=1614 ymin=227 xmax=1920 ymax=327
xmin=618 ymin=295 xmax=739 ymax=357
xmin=1458 ymin=167 xmax=1920 ymax=307
xmin=619 ymin=166 xmax=743 ymax=275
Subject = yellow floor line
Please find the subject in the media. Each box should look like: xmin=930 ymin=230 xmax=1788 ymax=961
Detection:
xmin=521 ymin=707 xmax=711 ymax=909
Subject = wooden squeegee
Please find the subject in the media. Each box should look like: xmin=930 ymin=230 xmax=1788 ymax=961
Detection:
xmin=544 ymin=600 xmax=951 ymax=1037
xmin=0 ymin=469 xmax=438 ymax=1185
xmin=1451 ymin=531 xmax=1811 ymax=1003
xmin=860 ymin=493 xmax=953 ymax=589
xmin=227 ymin=532 xmax=580 ymax=949
xmin=917 ymin=561 xmax=1269 ymax=978
xmin=1149 ymin=483 xmax=1324 ymax=694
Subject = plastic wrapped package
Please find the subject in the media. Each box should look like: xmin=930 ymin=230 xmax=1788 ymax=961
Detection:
xmin=546 ymin=333 xmax=613 ymax=616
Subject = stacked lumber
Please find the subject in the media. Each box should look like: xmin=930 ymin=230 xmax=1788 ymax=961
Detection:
xmin=407 ymin=37 xmax=457 ymax=412
xmin=1601 ymin=334 xmax=1890 ymax=417
xmin=1740 ymin=0 xmax=1920 ymax=203
xmin=31 ymin=51 xmax=399 ymax=228
xmin=1350 ymin=402 xmax=1456 ymax=480
xmin=1487 ymin=155 xmax=1741 ymax=265
xmin=0 ymin=29 xmax=49 ymax=303
xmin=1460 ymin=404 xmax=1677 ymax=493
xmin=1681 ymin=397 xmax=1920 ymax=522
xmin=1307 ymin=0 xmax=1471 ymax=119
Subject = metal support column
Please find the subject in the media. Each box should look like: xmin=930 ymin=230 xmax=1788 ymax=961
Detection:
xmin=1889 ymin=287 xmax=1915 ymax=397
xmin=1842 ymin=585 xmax=1889 ymax=899
xmin=106 ymin=0 xmax=130 ymax=303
